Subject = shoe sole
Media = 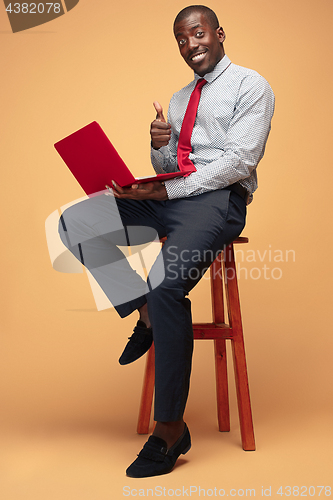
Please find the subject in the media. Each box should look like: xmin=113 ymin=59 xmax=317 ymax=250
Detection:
xmin=182 ymin=443 xmax=191 ymax=454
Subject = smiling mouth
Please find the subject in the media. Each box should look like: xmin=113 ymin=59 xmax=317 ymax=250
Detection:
xmin=190 ymin=51 xmax=207 ymax=63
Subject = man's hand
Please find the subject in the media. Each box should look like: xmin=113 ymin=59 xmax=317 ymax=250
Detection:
xmin=150 ymin=101 xmax=171 ymax=150
xmin=108 ymin=180 xmax=168 ymax=201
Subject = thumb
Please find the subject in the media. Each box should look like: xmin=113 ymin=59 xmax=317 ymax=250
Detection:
xmin=153 ymin=101 xmax=166 ymax=122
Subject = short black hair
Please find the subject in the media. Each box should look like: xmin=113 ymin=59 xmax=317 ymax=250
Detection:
xmin=174 ymin=5 xmax=220 ymax=32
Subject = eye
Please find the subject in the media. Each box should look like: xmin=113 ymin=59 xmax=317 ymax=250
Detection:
xmin=178 ymin=39 xmax=186 ymax=46
xmin=196 ymin=31 xmax=204 ymax=37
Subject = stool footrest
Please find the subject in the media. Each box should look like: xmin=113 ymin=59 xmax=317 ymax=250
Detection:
xmin=193 ymin=323 xmax=232 ymax=339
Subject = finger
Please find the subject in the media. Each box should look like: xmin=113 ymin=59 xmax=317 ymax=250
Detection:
xmin=153 ymin=101 xmax=166 ymax=122
xmin=151 ymin=131 xmax=171 ymax=142
xmin=151 ymin=121 xmax=171 ymax=131
xmin=152 ymin=134 xmax=171 ymax=145
xmin=111 ymin=180 xmax=124 ymax=194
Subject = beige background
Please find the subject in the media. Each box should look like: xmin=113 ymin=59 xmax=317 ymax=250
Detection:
xmin=1 ymin=0 xmax=332 ymax=498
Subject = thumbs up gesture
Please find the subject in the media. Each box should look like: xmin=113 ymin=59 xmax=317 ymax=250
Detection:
xmin=150 ymin=101 xmax=171 ymax=150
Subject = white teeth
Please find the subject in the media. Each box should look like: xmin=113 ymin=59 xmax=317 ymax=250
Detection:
xmin=191 ymin=52 xmax=206 ymax=62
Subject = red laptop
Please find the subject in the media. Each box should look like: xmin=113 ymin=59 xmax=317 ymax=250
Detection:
xmin=54 ymin=121 xmax=191 ymax=195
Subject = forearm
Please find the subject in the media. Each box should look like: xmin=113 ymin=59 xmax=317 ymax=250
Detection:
xmin=163 ymin=154 xmax=254 ymax=199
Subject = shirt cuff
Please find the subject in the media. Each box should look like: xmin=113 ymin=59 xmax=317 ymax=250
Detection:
xmin=151 ymin=146 xmax=170 ymax=174
xmin=151 ymin=145 xmax=169 ymax=160
xmin=164 ymin=177 xmax=187 ymax=199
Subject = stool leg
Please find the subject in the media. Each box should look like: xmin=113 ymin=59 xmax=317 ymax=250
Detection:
xmin=214 ymin=338 xmax=230 ymax=431
xmin=224 ymin=245 xmax=255 ymax=451
xmin=137 ymin=344 xmax=155 ymax=434
xmin=211 ymin=257 xmax=230 ymax=431
xmin=231 ymin=337 xmax=255 ymax=450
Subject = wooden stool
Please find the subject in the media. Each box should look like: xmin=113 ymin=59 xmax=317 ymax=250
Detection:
xmin=137 ymin=237 xmax=255 ymax=451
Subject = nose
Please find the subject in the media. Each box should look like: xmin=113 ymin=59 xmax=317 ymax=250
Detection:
xmin=188 ymin=36 xmax=199 ymax=50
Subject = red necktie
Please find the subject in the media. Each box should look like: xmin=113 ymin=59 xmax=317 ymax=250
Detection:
xmin=177 ymin=78 xmax=207 ymax=176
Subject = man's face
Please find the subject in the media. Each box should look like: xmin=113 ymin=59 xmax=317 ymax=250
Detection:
xmin=174 ymin=12 xmax=225 ymax=77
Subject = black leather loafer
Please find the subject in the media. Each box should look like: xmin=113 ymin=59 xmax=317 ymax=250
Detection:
xmin=126 ymin=424 xmax=191 ymax=478
xmin=118 ymin=320 xmax=153 ymax=365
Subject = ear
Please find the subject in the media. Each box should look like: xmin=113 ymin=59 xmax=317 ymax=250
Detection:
xmin=217 ymin=26 xmax=226 ymax=43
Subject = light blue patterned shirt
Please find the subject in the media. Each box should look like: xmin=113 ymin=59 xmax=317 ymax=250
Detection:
xmin=151 ymin=55 xmax=275 ymax=202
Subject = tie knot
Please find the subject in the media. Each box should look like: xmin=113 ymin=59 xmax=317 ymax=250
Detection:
xmin=195 ymin=78 xmax=207 ymax=90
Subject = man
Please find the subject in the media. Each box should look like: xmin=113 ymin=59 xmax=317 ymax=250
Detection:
xmin=59 ymin=5 xmax=274 ymax=477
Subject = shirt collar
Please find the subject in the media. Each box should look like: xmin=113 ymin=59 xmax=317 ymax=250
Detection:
xmin=194 ymin=54 xmax=231 ymax=83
